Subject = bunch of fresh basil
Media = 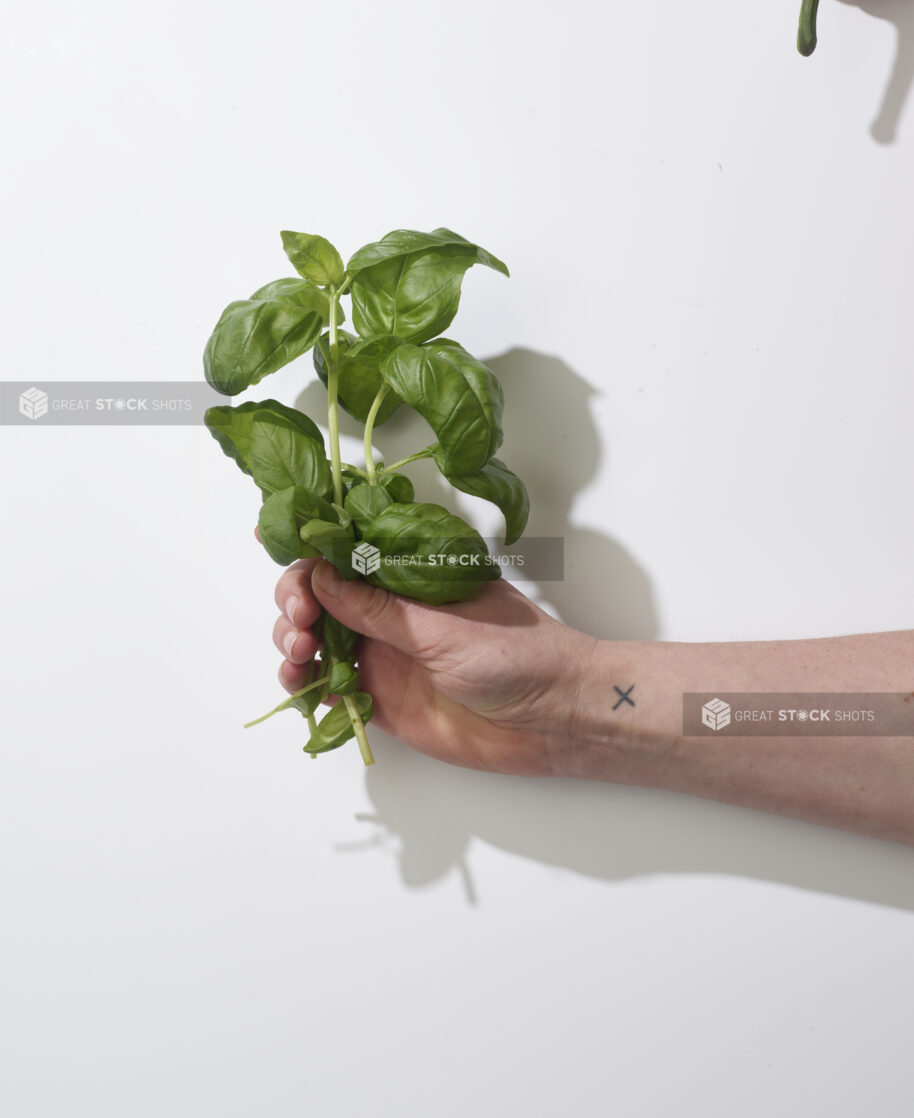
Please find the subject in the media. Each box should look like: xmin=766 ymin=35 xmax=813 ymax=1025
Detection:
xmin=203 ymin=228 xmax=528 ymax=765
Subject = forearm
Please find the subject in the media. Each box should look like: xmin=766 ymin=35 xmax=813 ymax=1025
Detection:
xmin=558 ymin=631 xmax=914 ymax=845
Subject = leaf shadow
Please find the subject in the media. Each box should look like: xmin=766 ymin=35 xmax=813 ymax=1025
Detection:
xmin=835 ymin=0 xmax=914 ymax=143
xmin=314 ymin=346 xmax=914 ymax=913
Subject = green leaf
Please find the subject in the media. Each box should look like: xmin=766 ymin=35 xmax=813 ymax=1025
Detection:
xmin=343 ymin=483 xmax=393 ymax=533
xmin=379 ymin=472 xmax=415 ymax=504
xmin=349 ymin=246 xmax=475 ymax=344
xmin=313 ymin=331 xmax=402 ymax=425
xmin=321 ymin=613 xmax=358 ymax=662
xmin=280 ymin=231 xmax=345 ymax=287
xmin=327 ymin=661 xmax=359 ymax=695
xmin=435 ymin=454 xmax=529 ymax=546
xmin=299 ymin=519 xmax=357 ymax=573
xmin=204 ymin=399 xmax=324 ymax=479
xmin=249 ymin=278 xmax=343 ymax=323
xmin=291 ymin=659 xmax=322 ymax=717
xmin=380 ymin=341 xmax=504 ymax=474
xmin=304 ymin=691 xmax=373 ymax=755
xmin=347 ymin=228 xmax=509 ymax=279
xmin=203 ymin=298 xmax=323 ymax=396
xmin=248 ymin=415 xmax=332 ymax=498
xmin=347 ymin=229 xmax=508 ymax=344
xmin=361 ymin=502 xmax=500 ymax=605
xmin=258 ymin=486 xmax=337 ymax=565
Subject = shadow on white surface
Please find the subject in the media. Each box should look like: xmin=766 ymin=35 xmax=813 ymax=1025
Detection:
xmin=836 ymin=0 xmax=914 ymax=142
xmin=343 ymin=740 xmax=914 ymax=912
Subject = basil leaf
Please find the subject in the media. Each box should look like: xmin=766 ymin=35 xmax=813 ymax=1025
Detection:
xmin=327 ymin=661 xmax=359 ymax=695
xmin=349 ymin=246 xmax=476 ymax=344
xmin=305 ymin=691 xmax=373 ymax=755
xmin=204 ymin=399 xmax=324 ymax=479
xmin=313 ymin=331 xmax=402 ymax=425
xmin=434 ymin=454 xmax=529 ymax=546
xmin=299 ymin=519 xmax=357 ymax=574
xmin=248 ymin=416 xmax=332 ymax=497
xmin=249 ymin=278 xmax=342 ymax=323
xmin=258 ymin=486 xmax=336 ymax=565
xmin=280 ymin=231 xmax=345 ymax=287
xmin=361 ymin=502 xmax=500 ymax=605
xmin=322 ymin=613 xmax=358 ymax=661
xmin=380 ymin=341 xmax=504 ymax=474
xmin=203 ymin=299 xmax=323 ymax=396
xmin=343 ymin=483 xmax=393 ymax=533
xmin=379 ymin=472 xmax=415 ymax=504
xmin=347 ymin=227 xmax=508 ymax=279
xmin=347 ymin=229 xmax=507 ymax=343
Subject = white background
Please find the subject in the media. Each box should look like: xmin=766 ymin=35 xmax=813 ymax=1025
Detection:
xmin=2 ymin=1 xmax=913 ymax=1115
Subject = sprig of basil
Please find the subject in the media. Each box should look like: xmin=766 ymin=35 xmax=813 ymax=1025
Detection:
xmin=203 ymin=227 xmax=527 ymax=766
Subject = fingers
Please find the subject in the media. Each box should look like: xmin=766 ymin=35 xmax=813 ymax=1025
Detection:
xmin=266 ymin=558 xmax=323 ymax=693
xmin=272 ymin=614 xmax=319 ymax=664
xmin=273 ymin=558 xmax=323 ymax=630
xmin=279 ymin=655 xmax=318 ymax=695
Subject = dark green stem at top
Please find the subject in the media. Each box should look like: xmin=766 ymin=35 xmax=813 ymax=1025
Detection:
xmin=798 ymin=0 xmax=819 ymax=57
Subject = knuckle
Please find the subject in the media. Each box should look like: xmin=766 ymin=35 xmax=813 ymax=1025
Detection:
xmin=361 ymin=584 xmax=398 ymax=630
xmin=272 ymin=614 xmax=290 ymax=652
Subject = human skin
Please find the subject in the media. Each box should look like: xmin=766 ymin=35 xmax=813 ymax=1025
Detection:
xmin=270 ymin=556 xmax=914 ymax=847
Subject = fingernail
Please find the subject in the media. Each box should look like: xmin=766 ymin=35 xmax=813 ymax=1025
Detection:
xmin=315 ymin=562 xmax=342 ymax=598
xmin=283 ymin=630 xmax=298 ymax=659
xmin=285 ymin=595 xmax=299 ymax=624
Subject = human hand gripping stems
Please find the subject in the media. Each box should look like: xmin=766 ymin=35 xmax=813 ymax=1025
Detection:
xmin=203 ymin=228 xmax=530 ymax=764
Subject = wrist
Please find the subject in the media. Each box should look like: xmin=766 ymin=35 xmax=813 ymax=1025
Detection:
xmin=548 ymin=636 xmax=693 ymax=784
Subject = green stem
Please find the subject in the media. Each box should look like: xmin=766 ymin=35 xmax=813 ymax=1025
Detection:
xmin=304 ymin=661 xmax=319 ymax=750
xmin=378 ymin=445 xmax=437 ymax=476
xmin=344 ymin=693 xmax=375 ymax=766
xmin=325 ymin=277 xmax=374 ymax=767
xmin=243 ymin=672 xmax=331 ymax=729
xmin=341 ymin=462 xmax=370 ymax=480
xmin=797 ymin=0 xmax=819 ymax=56
xmin=363 ymin=384 xmax=390 ymax=485
xmin=327 ymin=285 xmax=344 ymax=505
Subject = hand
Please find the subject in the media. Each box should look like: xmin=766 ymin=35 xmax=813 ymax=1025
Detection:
xmin=270 ymin=558 xmax=600 ymax=776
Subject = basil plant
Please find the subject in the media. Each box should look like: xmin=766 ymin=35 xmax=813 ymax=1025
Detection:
xmin=203 ymin=228 xmax=529 ymax=765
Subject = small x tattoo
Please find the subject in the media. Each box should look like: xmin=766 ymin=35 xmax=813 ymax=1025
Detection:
xmin=612 ymin=685 xmax=635 ymax=710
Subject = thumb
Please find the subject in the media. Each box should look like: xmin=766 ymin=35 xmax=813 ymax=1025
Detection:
xmin=311 ymin=561 xmax=451 ymax=656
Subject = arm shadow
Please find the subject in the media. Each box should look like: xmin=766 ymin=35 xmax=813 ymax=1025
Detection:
xmin=835 ymin=0 xmax=914 ymax=142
